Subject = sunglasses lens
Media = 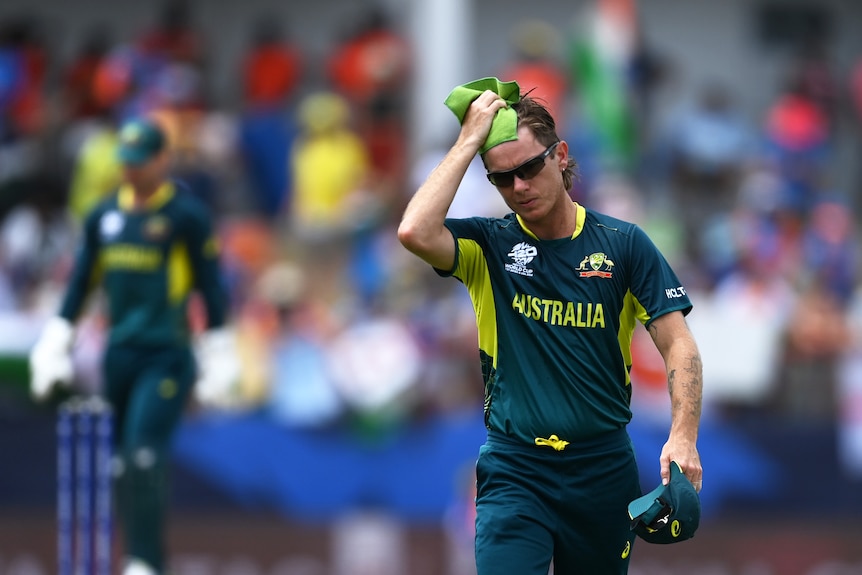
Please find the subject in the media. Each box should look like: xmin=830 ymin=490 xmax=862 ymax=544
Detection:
xmin=488 ymin=172 xmax=515 ymax=187
xmin=519 ymin=157 xmax=546 ymax=180
xmin=487 ymin=142 xmax=557 ymax=187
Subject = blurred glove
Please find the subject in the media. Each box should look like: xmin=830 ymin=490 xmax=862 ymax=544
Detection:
xmin=122 ymin=557 xmax=158 ymax=575
xmin=194 ymin=327 xmax=242 ymax=409
xmin=29 ymin=316 xmax=76 ymax=401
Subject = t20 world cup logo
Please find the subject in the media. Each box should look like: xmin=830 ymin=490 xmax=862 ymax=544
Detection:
xmin=506 ymin=242 xmax=537 ymax=277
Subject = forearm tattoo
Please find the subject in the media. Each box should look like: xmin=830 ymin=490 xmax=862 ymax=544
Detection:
xmin=668 ymin=354 xmax=703 ymax=420
xmin=649 ymin=321 xmax=703 ymax=421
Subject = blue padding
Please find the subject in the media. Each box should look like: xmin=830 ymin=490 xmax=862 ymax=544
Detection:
xmin=174 ymin=411 xmax=779 ymax=522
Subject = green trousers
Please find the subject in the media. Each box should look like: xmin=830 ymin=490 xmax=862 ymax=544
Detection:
xmin=475 ymin=428 xmax=641 ymax=575
xmin=102 ymin=344 xmax=195 ymax=573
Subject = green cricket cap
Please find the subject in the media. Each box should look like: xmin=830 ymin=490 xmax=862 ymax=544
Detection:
xmin=628 ymin=461 xmax=701 ymax=544
xmin=117 ymin=118 xmax=166 ymax=165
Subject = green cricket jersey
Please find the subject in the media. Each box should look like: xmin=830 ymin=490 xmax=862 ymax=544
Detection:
xmin=59 ymin=182 xmax=228 ymax=347
xmin=438 ymin=202 xmax=692 ymax=445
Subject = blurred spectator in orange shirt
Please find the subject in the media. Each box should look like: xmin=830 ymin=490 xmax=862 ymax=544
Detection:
xmin=327 ymin=7 xmax=409 ymax=109
xmin=766 ymin=77 xmax=829 ymax=154
xmin=242 ymin=17 xmax=302 ymax=110
xmin=327 ymin=7 xmax=410 ymax=202
xmin=237 ymin=16 xmax=303 ymax=219
xmin=0 ymin=16 xmax=48 ymax=140
xmin=62 ymin=24 xmax=114 ymax=123
xmin=500 ymin=19 xmax=570 ymax=128
xmin=764 ymin=75 xmax=831 ymax=214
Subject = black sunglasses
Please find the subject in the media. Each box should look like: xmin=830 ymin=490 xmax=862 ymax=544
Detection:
xmin=486 ymin=142 xmax=559 ymax=187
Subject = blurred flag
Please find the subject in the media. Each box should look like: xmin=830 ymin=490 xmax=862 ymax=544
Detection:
xmin=568 ymin=0 xmax=638 ymax=170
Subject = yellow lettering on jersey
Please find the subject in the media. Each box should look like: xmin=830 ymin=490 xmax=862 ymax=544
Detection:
xmin=593 ymin=302 xmax=605 ymax=328
xmin=564 ymin=302 xmax=576 ymax=325
xmin=512 ymin=293 xmax=525 ymax=314
xmin=512 ymin=293 xmax=605 ymax=328
xmin=102 ymin=244 xmax=162 ymax=271
xmin=531 ymin=296 xmax=542 ymax=319
xmin=551 ymin=300 xmax=563 ymax=325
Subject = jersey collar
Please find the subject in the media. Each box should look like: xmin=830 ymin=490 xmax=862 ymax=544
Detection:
xmin=118 ymin=182 xmax=174 ymax=212
xmin=516 ymin=201 xmax=586 ymax=240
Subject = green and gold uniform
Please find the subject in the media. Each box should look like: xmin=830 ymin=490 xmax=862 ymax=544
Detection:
xmin=58 ymin=182 xmax=229 ymax=573
xmin=438 ymin=203 xmax=692 ymax=574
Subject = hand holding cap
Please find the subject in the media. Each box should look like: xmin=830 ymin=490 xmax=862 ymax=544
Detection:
xmin=628 ymin=461 xmax=701 ymax=544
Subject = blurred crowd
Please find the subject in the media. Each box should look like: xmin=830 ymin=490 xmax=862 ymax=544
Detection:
xmin=1 ymin=0 xmax=862 ymax=467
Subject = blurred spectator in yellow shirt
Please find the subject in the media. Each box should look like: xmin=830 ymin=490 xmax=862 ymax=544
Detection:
xmin=289 ymin=91 xmax=371 ymax=239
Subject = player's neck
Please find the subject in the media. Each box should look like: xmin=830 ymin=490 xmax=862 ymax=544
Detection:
xmin=521 ymin=198 xmax=578 ymax=240
xmin=131 ymin=184 xmax=161 ymax=208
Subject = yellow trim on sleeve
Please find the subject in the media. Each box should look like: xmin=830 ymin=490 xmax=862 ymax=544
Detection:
xmin=454 ymin=237 xmax=498 ymax=369
xmin=167 ymin=241 xmax=193 ymax=303
xmin=618 ymin=290 xmax=651 ymax=386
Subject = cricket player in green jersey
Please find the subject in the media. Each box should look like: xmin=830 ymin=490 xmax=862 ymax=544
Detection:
xmin=29 ymin=117 xmax=241 ymax=575
xmin=398 ymin=80 xmax=703 ymax=573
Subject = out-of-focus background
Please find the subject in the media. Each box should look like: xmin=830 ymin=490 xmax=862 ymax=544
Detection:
xmin=0 ymin=0 xmax=861 ymax=573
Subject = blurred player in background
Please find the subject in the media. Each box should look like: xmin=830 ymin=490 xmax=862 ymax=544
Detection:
xmin=29 ymin=117 xmax=240 ymax=575
xmin=398 ymin=83 xmax=703 ymax=573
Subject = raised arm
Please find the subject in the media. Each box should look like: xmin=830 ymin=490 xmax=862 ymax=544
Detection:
xmin=397 ymin=90 xmax=508 ymax=270
xmin=647 ymin=310 xmax=703 ymax=491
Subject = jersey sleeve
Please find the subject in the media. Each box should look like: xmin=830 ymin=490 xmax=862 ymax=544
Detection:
xmin=184 ymin=201 xmax=229 ymax=329
xmin=436 ymin=216 xmax=490 ymax=281
xmin=59 ymin=208 xmax=103 ymax=322
xmin=627 ymin=224 xmax=692 ymax=325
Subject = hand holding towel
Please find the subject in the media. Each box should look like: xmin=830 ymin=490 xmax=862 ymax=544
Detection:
xmin=443 ymin=77 xmax=521 ymax=153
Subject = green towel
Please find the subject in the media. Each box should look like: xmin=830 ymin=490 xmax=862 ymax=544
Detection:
xmin=443 ymin=77 xmax=521 ymax=154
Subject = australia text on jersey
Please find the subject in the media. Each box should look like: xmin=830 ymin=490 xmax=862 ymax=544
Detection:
xmin=512 ymin=293 xmax=606 ymax=328
xmin=102 ymin=244 xmax=163 ymax=271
